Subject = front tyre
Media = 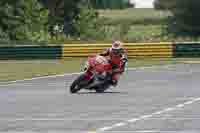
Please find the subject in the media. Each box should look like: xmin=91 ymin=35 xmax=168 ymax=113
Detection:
xmin=70 ymin=74 xmax=85 ymax=93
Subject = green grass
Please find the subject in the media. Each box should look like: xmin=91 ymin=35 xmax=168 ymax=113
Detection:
xmin=0 ymin=58 xmax=178 ymax=82
xmin=98 ymin=8 xmax=200 ymax=43
xmin=97 ymin=8 xmax=170 ymax=42
xmin=0 ymin=59 xmax=84 ymax=82
xmin=2 ymin=58 xmax=200 ymax=82
xmin=125 ymin=25 xmax=164 ymax=42
xmin=2 ymin=8 xmax=199 ymax=44
xmin=99 ymin=8 xmax=170 ymax=25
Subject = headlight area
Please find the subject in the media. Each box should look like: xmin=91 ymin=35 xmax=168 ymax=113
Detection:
xmin=83 ymin=62 xmax=90 ymax=71
xmin=95 ymin=71 xmax=107 ymax=80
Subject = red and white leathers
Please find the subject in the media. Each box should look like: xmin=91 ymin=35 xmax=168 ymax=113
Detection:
xmin=100 ymin=42 xmax=128 ymax=86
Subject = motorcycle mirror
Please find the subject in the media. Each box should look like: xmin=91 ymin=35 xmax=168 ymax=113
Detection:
xmin=80 ymin=58 xmax=87 ymax=72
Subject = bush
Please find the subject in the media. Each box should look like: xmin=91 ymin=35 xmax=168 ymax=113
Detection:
xmin=0 ymin=28 xmax=9 ymax=41
xmin=90 ymin=0 xmax=135 ymax=9
xmin=0 ymin=0 xmax=49 ymax=42
xmin=155 ymin=0 xmax=200 ymax=35
xmin=171 ymin=0 xmax=200 ymax=34
xmin=73 ymin=5 xmax=107 ymax=41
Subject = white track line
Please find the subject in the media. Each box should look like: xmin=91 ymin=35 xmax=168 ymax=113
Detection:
xmin=128 ymin=65 xmax=175 ymax=71
xmin=92 ymin=97 xmax=200 ymax=133
xmin=8 ymin=117 xmax=200 ymax=121
xmin=1 ymin=131 xmax=198 ymax=133
xmin=0 ymin=131 xmax=91 ymax=133
xmin=4 ymin=117 xmax=200 ymax=121
xmin=176 ymin=104 xmax=185 ymax=108
xmin=90 ymin=131 xmax=200 ymax=133
xmin=0 ymin=72 xmax=81 ymax=85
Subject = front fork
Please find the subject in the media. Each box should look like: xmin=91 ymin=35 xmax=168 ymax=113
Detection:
xmin=78 ymin=69 xmax=94 ymax=87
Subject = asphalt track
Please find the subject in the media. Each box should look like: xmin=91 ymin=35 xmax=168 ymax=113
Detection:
xmin=0 ymin=63 xmax=200 ymax=133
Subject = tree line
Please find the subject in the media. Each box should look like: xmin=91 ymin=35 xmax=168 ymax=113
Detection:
xmin=0 ymin=0 xmax=134 ymax=42
xmin=154 ymin=0 xmax=200 ymax=34
xmin=90 ymin=0 xmax=134 ymax=9
xmin=0 ymin=0 xmax=49 ymax=41
xmin=0 ymin=0 xmax=200 ymax=42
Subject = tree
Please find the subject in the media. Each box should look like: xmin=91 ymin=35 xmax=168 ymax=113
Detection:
xmin=168 ymin=0 xmax=200 ymax=33
xmin=40 ymin=0 xmax=83 ymax=36
xmin=39 ymin=0 xmax=64 ymax=37
xmin=89 ymin=0 xmax=134 ymax=9
xmin=0 ymin=0 xmax=49 ymax=41
xmin=154 ymin=0 xmax=200 ymax=34
xmin=154 ymin=0 xmax=166 ymax=10
xmin=64 ymin=0 xmax=82 ymax=36
xmin=154 ymin=0 xmax=176 ymax=10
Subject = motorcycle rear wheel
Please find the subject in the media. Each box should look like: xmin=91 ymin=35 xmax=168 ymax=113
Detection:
xmin=95 ymin=87 xmax=105 ymax=93
xmin=94 ymin=77 xmax=111 ymax=93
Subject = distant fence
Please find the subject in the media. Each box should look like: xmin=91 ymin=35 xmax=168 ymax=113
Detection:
xmin=173 ymin=42 xmax=200 ymax=58
xmin=0 ymin=46 xmax=62 ymax=59
xmin=1 ymin=42 xmax=200 ymax=59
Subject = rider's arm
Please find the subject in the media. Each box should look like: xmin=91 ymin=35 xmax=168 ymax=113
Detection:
xmin=120 ymin=49 xmax=128 ymax=73
xmin=99 ymin=49 xmax=110 ymax=56
xmin=121 ymin=49 xmax=128 ymax=61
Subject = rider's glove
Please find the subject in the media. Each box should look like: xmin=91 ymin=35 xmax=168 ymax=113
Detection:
xmin=121 ymin=58 xmax=128 ymax=73
xmin=122 ymin=58 xmax=128 ymax=63
xmin=112 ymin=68 xmax=123 ymax=73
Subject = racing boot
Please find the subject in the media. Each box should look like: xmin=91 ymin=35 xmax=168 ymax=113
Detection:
xmin=110 ymin=79 xmax=118 ymax=87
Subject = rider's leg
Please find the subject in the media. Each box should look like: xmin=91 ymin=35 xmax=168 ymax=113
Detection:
xmin=111 ymin=73 xmax=120 ymax=87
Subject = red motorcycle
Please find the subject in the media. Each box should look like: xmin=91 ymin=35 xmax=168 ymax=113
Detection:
xmin=70 ymin=55 xmax=115 ymax=93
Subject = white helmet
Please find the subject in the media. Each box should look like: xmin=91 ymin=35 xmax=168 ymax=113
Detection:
xmin=111 ymin=41 xmax=122 ymax=55
xmin=112 ymin=41 xmax=122 ymax=50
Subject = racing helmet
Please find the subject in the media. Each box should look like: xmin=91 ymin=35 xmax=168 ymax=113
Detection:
xmin=111 ymin=41 xmax=122 ymax=55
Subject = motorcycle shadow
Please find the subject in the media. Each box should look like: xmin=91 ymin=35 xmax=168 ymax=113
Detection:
xmin=76 ymin=91 xmax=128 ymax=95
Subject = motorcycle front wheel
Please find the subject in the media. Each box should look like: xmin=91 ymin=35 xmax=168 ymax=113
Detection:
xmin=70 ymin=74 xmax=85 ymax=93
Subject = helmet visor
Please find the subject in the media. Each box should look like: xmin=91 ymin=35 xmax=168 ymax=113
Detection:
xmin=112 ymin=48 xmax=121 ymax=55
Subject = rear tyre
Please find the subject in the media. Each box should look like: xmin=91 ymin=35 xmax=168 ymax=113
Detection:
xmin=70 ymin=74 xmax=85 ymax=93
xmin=95 ymin=78 xmax=111 ymax=93
xmin=95 ymin=83 xmax=108 ymax=93
xmin=95 ymin=87 xmax=105 ymax=93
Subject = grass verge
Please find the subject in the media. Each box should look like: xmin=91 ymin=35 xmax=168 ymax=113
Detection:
xmin=98 ymin=8 xmax=169 ymax=25
xmin=0 ymin=58 xmax=180 ymax=82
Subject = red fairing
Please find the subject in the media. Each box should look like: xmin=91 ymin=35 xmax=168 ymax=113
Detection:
xmin=112 ymin=56 xmax=122 ymax=66
xmin=88 ymin=56 xmax=96 ymax=67
xmin=84 ymin=71 xmax=93 ymax=80
xmin=94 ymin=64 xmax=106 ymax=74
xmin=104 ymin=64 xmax=112 ymax=72
xmin=83 ymin=55 xmax=112 ymax=80
xmin=83 ymin=56 xmax=96 ymax=80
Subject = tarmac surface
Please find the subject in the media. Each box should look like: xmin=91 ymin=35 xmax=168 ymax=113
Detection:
xmin=0 ymin=63 xmax=200 ymax=133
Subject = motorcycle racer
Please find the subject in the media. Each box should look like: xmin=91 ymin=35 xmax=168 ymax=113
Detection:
xmin=100 ymin=41 xmax=128 ymax=86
